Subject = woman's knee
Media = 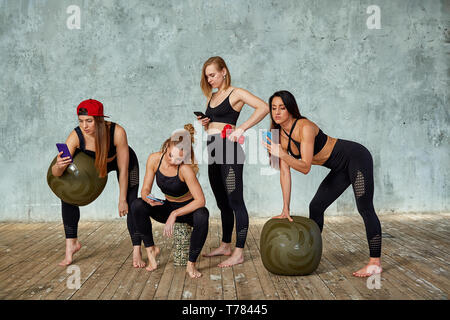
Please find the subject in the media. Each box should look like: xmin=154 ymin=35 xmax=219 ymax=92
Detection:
xmin=309 ymin=200 xmax=325 ymax=231
xmin=355 ymin=199 xmax=375 ymax=218
xmin=131 ymin=198 xmax=147 ymax=217
xmin=215 ymin=196 xmax=232 ymax=212
xmin=193 ymin=207 xmax=209 ymax=225
xmin=309 ymin=198 xmax=325 ymax=216
xmin=227 ymin=193 xmax=246 ymax=211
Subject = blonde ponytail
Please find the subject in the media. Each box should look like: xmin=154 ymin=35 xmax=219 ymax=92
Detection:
xmin=183 ymin=123 xmax=198 ymax=175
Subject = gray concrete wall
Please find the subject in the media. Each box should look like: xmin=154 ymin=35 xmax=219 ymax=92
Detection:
xmin=0 ymin=0 xmax=448 ymax=221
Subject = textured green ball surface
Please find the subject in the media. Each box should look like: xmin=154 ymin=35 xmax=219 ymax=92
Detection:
xmin=260 ymin=216 xmax=322 ymax=276
xmin=47 ymin=152 xmax=107 ymax=206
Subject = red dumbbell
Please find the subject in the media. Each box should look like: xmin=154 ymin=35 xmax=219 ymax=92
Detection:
xmin=221 ymin=125 xmax=244 ymax=144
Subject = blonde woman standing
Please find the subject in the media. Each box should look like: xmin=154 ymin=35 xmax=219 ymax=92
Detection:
xmin=198 ymin=56 xmax=269 ymax=267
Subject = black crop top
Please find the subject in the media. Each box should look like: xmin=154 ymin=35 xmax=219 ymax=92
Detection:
xmin=204 ymin=89 xmax=240 ymax=126
xmin=74 ymin=122 xmax=116 ymax=158
xmin=282 ymin=119 xmax=327 ymax=160
xmin=155 ymin=152 xmax=190 ymax=198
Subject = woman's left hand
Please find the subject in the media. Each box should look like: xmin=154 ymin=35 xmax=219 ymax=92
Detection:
xmin=262 ymin=137 xmax=285 ymax=158
xmin=118 ymin=200 xmax=128 ymax=217
xmin=228 ymin=127 xmax=244 ymax=142
xmin=163 ymin=213 xmax=177 ymax=237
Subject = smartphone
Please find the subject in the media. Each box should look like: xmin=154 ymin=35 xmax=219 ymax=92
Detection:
xmin=146 ymin=194 xmax=165 ymax=203
xmin=262 ymin=131 xmax=272 ymax=145
xmin=56 ymin=143 xmax=73 ymax=162
xmin=194 ymin=111 xmax=207 ymax=119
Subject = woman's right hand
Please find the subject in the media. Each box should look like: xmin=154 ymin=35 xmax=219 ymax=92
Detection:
xmin=55 ymin=151 xmax=72 ymax=170
xmin=272 ymin=209 xmax=293 ymax=222
xmin=197 ymin=115 xmax=210 ymax=128
xmin=143 ymin=195 xmax=164 ymax=207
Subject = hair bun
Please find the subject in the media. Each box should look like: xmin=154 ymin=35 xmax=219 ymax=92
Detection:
xmin=184 ymin=123 xmax=195 ymax=142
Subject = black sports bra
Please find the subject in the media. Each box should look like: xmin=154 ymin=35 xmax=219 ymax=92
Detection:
xmin=282 ymin=119 xmax=327 ymax=160
xmin=74 ymin=122 xmax=116 ymax=158
xmin=155 ymin=152 xmax=190 ymax=198
xmin=205 ymin=89 xmax=240 ymax=126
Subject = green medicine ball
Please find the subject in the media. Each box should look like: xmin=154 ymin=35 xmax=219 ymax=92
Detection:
xmin=260 ymin=216 xmax=322 ymax=276
xmin=47 ymin=152 xmax=107 ymax=206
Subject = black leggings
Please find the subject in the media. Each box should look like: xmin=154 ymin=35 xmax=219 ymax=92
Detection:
xmin=131 ymin=198 xmax=209 ymax=262
xmin=61 ymin=147 xmax=142 ymax=246
xmin=207 ymin=133 xmax=248 ymax=248
xmin=310 ymin=139 xmax=382 ymax=258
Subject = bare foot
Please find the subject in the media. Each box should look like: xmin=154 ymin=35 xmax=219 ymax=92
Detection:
xmin=186 ymin=261 xmax=202 ymax=278
xmin=58 ymin=239 xmax=82 ymax=266
xmin=218 ymin=248 xmax=244 ymax=268
xmin=132 ymin=246 xmax=146 ymax=268
xmin=145 ymin=246 xmax=160 ymax=272
xmin=202 ymin=242 xmax=232 ymax=257
xmin=353 ymin=258 xmax=382 ymax=277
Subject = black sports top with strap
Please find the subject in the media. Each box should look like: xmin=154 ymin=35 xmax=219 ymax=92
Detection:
xmin=205 ymin=89 xmax=240 ymax=126
xmin=74 ymin=122 xmax=117 ymax=158
xmin=155 ymin=151 xmax=190 ymax=198
xmin=282 ymin=118 xmax=327 ymax=160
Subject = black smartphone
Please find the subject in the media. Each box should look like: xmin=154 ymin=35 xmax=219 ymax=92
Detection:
xmin=194 ymin=111 xmax=207 ymax=119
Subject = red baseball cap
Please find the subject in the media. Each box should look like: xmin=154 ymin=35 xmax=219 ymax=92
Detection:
xmin=77 ymin=99 xmax=109 ymax=117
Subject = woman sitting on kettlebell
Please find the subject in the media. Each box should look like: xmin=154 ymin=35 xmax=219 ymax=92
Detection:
xmin=130 ymin=124 xmax=209 ymax=278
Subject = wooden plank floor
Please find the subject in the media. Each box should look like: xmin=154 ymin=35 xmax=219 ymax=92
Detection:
xmin=0 ymin=213 xmax=448 ymax=300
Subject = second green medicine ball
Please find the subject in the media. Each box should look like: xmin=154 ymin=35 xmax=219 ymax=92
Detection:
xmin=260 ymin=216 xmax=322 ymax=276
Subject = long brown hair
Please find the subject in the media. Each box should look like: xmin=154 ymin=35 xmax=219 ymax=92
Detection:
xmin=160 ymin=124 xmax=198 ymax=175
xmin=93 ymin=117 xmax=110 ymax=178
xmin=268 ymin=90 xmax=306 ymax=133
xmin=267 ymin=91 xmax=307 ymax=168
xmin=200 ymin=56 xmax=231 ymax=98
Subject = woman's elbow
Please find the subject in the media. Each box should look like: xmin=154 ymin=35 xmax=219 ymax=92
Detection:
xmin=302 ymin=165 xmax=311 ymax=175
xmin=194 ymin=195 xmax=206 ymax=208
xmin=198 ymin=198 xmax=206 ymax=208
xmin=262 ymin=103 xmax=270 ymax=115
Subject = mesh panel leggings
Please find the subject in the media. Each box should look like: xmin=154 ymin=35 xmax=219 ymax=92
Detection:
xmin=61 ymin=147 xmax=142 ymax=246
xmin=131 ymin=198 xmax=209 ymax=262
xmin=207 ymin=133 xmax=249 ymax=248
xmin=310 ymin=139 xmax=382 ymax=258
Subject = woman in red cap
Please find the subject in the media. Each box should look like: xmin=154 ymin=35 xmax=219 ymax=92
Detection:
xmin=197 ymin=56 xmax=269 ymax=267
xmin=51 ymin=99 xmax=145 ymax=267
